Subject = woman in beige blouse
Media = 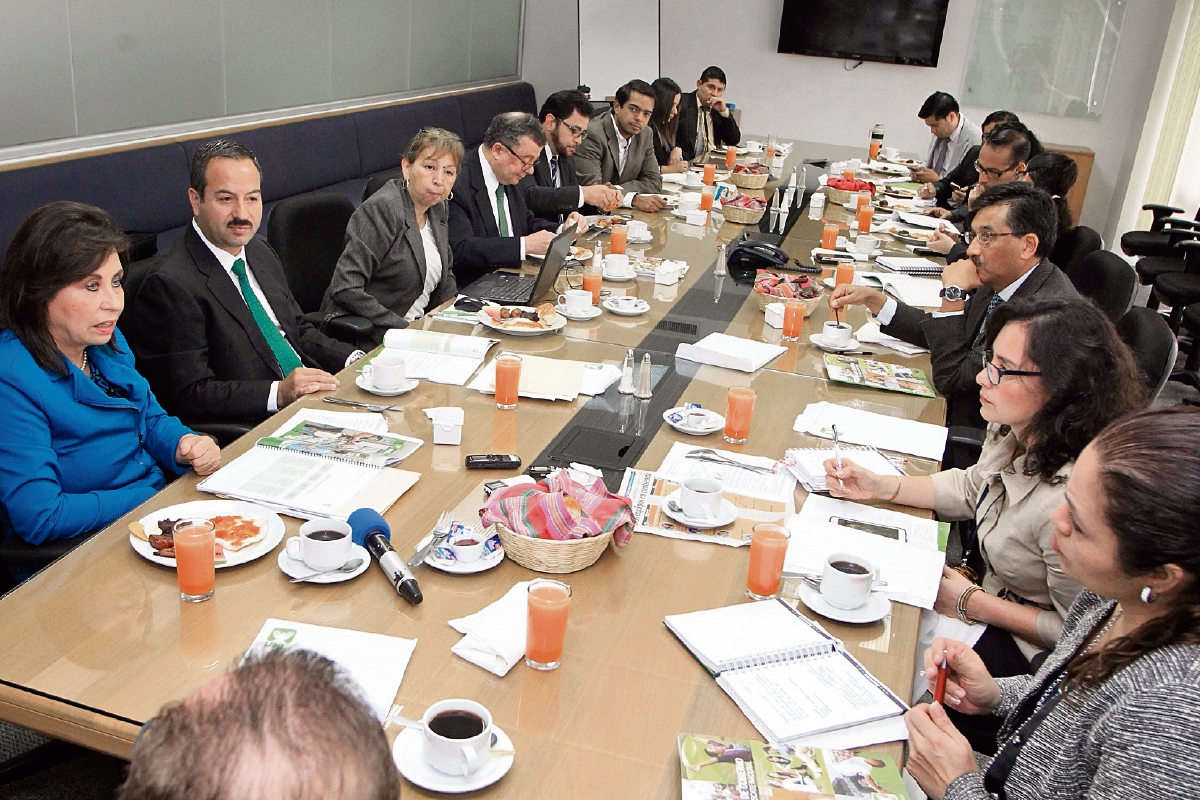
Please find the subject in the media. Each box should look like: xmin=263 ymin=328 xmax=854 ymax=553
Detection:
xmin=825 ymin=297 xmax=1145 ymax=752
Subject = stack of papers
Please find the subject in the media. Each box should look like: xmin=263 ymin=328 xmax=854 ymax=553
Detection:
xmin=468 ymin=353 xmax=587 ymax=401
xmin=798 ymin=494 xmax=947 ymax=551
xmin=676 ymin=333 xmax=786 ymax=373
xmin=794 ymin=401 xmax=948 ymax=461
xmin=375 ymin=329 xmax=498 ymax=386
xmin=655 ymin=441 xmax=796 ymax=504
xmin=855 ymin=320 xmax=929 ymax=355
xmin=785 ymin=446 xmax=905 ymax=493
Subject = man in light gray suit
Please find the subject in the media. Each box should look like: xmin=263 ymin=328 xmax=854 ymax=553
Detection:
xmin=574 ymin=79 xmax=665 ymax=213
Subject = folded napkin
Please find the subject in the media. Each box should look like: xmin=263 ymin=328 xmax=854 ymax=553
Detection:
xmin=661 ymin=172 xmax=686 ymax=184
xmin=448 ymin=581 xmax=531 ymax=676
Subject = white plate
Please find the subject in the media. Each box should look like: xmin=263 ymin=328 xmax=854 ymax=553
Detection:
xmin=421 ymin=529 xmax=505 ymax=574
xmin=663 ymin=407 xmax=725 ymax=435
xmin=867 ymin=164 xmax=909 ymax=176
xmin=797 ymin=584 xmax=891 ymax=624
xmin=627 ymin=234 xmax=653 ymax=244
xmin=660 ymin=489 xmax=739 ymax=529
xmin=602 ymin=297 xmax=650 ymax=316
xmin=131 ymin=500 xmax=285 ymax=569
xmin=393 ymin=725 xmax=514 ymax=794
xmin=476 ymin=308 xmax=568 ymax=337
xmin=845 ymin=242 xmax=882 ymax=258
xmin=809 ymin=333 xmax=861 ymax=353
xmin=554 ymin=304 xmax=601 ymax=321
xmin=356 ymin=375 xmax=419 ymax=396
xmin=277 ymin=542 xmax=370 ymax=584
xmin=602 ymin=268 xmax=638 ymax=282
xmin=671 ymin=208 xmax=701 ymax=219
xmin=888 ymin=228 xmax=933 ymax=245
xmin=527 ymin=245 xmax=592 ymax=262
xmin=710 ymin=146 xmax=749 ymax=155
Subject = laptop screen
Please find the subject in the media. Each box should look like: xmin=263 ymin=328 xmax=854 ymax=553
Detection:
xmin=529 ymin=227 xmax=577 ymax=303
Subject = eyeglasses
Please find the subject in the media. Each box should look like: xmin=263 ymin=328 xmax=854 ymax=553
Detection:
xmin=501 ymin=142 xmax=538 ymax=171
xmin=963 ymin=229 xmax=1022 ymax=246
xmin=974 ymin=160 xmax=1020 ymax=181
xmin=981 ymin=350 xmax=1042 ymax=385
xmin=559 ymin=120 xmax=588 ymax=141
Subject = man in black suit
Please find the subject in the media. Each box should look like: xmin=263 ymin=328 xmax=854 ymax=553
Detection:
xmin=124 ymin=140 xmax=360 ymax=424
xmin=448 ymin=112 xmax=582 ymax=287
xmin=675 ymin=66 xmax=741 ymax=163
xmin=919 ymin=111 xmax=1021 ymax=209
xmin=521 ymin=89 xmax=620 ymax=224
xmin=830 ymin=183 xmax=1077 ymax=430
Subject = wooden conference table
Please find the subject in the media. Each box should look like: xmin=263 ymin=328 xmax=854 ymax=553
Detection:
xmin=0 ymin=139 xmax=945 ymax=799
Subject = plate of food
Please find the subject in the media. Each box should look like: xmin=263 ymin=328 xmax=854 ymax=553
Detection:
xmin=528 ymin=245 xmax=592 ymax=262
xmin=130 ymin=500 xmax=285 ymax=568
xmin=588 ymin=215 xmax=631 ymax=232
xmin=881 ymin=186 xmax=918 ymax=199
xmin=888 ymin=226 xmax=933 ymax=245
xmin=709 ymin=146 xmax=749 ymax=156
xmin=476 ymin=303 xmax=567 ymax=336
xmin=868 ymin=163 xmax=910 ymax=176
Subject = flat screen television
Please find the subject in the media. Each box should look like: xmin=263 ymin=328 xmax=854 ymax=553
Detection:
xmin=778 ymin=0 xmax=950 ymax=67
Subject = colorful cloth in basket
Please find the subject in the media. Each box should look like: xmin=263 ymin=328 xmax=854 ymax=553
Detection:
xmin=480 ymin=470 xmax=634 ymax=548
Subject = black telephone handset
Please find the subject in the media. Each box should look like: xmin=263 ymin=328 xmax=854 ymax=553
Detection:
xmin=727 ymin=240 xmax=790 ymax=270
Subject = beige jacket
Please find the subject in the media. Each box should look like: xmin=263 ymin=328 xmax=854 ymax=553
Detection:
xmin=930 ymin=425 xmax=1082 ymax=651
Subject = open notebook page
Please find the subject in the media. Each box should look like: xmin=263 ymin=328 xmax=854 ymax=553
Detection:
xmin=665 ymin=598 xmax=835 ymax=674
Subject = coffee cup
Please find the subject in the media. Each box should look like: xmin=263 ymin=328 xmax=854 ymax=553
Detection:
xmin=746 ymin=141 xmax=764 ymax=154
xmin=820 ymin=552 xmax=881 ymax=609
xmin=448 ymin=532 xmax=485 ymax=563
xmin=854 ymin=235 xmax=879 ymax=256
xmin=823 ymin=320 xmax=853 ymax=347
xmin=680 ymin=477 xmax=723 ymax=521
xmin=604 ymin=253 xmax=632 ymax=277
xmin=422 ymin=699 xmax=493 ymax=776
xmin=881 ymin=146 xmax=900 ymax=160
xmin=363 ymin=355 xmax=405 ymax=391
xmin=557 ymin=288 xmax=593 ymax=313
xmin=684 ymin=171 xmax=703 ymax=187
xmin=286 ymin=518 xmax=353 ymax=571
xmin=626 ymin=220 xmax=649 ymax=239
xmin=685 ymin=409 xmax=710 ymax=430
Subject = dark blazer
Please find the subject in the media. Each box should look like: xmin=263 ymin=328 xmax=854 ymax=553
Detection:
xmin=932 ymin=144 xmax=980 ymax=209
xmin=882 ymin=260 xmax=1078 ymax=428
xmin=123 ymin=225 xmax=356 ymax=423
xmin=448 ymin=147 xmax=556 ymax=287
xmin=320 ymin=180 xmax=456 ymax=343
xmin=520 ymin=149 xmax=582 ymax=222
xmin=574 ymin=113 xmax=662 ymax=195
xmin=675 ymin=90 xmax=742 ymax=163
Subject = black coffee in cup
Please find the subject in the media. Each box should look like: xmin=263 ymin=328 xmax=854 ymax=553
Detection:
xmin=307 ymin=530 xmax=347 ymax=542
xmin=830 ymin=560 xmax=870 ymax=575
xmin=429 ymin=709 xmax=485 ymax=739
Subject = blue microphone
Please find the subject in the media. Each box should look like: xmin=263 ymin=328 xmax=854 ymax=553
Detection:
xmin=348 ymin=508 xmax=422 ymax=605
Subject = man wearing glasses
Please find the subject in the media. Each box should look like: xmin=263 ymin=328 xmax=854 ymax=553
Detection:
xmin=522 ymin=90 xmax=622 ymax=224
xmin=926 ymin=123 xmax=1036 ymax=225
xmin=830 ymin=183 xmax=1076 ymax=438
xmin=575 ymin=79 xmax=666 ymax=213
xmin=448 ymin=112 xmax=584 ymax=286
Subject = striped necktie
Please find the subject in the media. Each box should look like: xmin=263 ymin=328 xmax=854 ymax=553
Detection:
xmin=230 ymin=258 xmax=303 ymax=375
xmin=550 ymin=155 xmax=560 ymax=188
xmin=972 ymin=293 xmax=1004 ymax=348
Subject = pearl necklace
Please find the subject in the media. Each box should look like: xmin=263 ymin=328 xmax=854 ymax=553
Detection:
xmin=80 ymin=349 xmax=89 ymax=373
xmin=1083 ymin=605 xmax=1123 ymax=655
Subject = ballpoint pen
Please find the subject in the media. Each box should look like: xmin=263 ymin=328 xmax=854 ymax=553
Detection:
xmin=934 ymin=649 xmax=949 ymax=704
xmin=832 ymin=423 xmax=844 ymax=490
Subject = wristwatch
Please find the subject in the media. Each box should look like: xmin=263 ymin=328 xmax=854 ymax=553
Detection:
xmin=939 ymin=285 xmax=967 ymax=302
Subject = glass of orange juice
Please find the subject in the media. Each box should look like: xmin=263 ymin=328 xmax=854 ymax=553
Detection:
xmin=766 ymin=144 xmax=776 ymax=160
xmin=724 ymin=387 xmax=756 ymax=444
xmin=494 ymin=353 xmax=521 ymax=409
xmin=856 ymin=190 xmax=871 ymax=211
xmin=856 ymin=204 xmax=874 ymax=233
xmin=782 ymin=299 xmax=806 ymax=342
xmin=703 ymin=163 xmax=716 ymax=185
xmin=582 ymin=262 xmax=602 ymax=304
xmin=835 ymin=261 xmax=856 ymax=287
xmin=746 ymin=524 xmax=791 ymax=599
xmin=609 ymin=224 xmax=627 ymax=255
xmin=725 ymin=146 xmax=737 ymax=167
xmin=700 ymin=185 xmax=716 ymax=211
xmin=174 ymin=519 xmax=215 ymax=603
xmin=821 ymin=223 xmax=839 ymax=250
xmin=843 ymin=169 xmax=855 ymax=180
xmin=526 ymin=579 xmax=571 ymax=670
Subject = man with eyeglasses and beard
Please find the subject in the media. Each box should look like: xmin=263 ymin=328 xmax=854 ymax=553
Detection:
xmin=575 ymin=79 xmax=666 ymax=214
xmin=447 ymin=112 xmax=586 ymax=286
xmin=521 ymin=90 xmax=621 ymax=224
xmin=829 ymin=183 xmax=1077 ymax=438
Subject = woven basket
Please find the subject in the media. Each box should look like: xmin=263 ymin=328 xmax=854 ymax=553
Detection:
xmin=825 ymin=187 xmax=853 ymax=205
xmin=730 ymin=171 xmax=769 ymax=190
xmin=755 ymin=290 xmax=824 ymax=314
xmin=492 ymin=522 xmax=613 ymax=573
xmin=721 ymin=204 xmax=766 ymax=225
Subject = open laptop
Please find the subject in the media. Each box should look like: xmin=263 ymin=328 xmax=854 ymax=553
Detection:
xmin=459 ymin=227 xmax=576 ymax=306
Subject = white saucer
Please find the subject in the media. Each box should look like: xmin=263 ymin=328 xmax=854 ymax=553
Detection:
xmin=845 ymin=243 xmax=883 ymax=258
xmin=277 ymin=543 xmax=370 ymax=584
xmin=424 ymin=536 xmax=505 ymax=574
xmin=663 ymin=407 xmax=725 ymax=435
xmin=660 ymin=489 xmax=739 ymax=529
xmin=627 ymin=234 xmax=653 ymax=244
xmin=809 ymin=333 xmax=861 ymax=353
xmin=602 ymin=269 xmax=638 ymax=282
xmin=602 ymin=297 xmax=650 ymax=316
xmin=393 ymin=725 xmax=514 ymax=794
xmin=356 ymin=375 xmax=419 ymax=396
xmin=555 ymin=304 xmax=601 ymax=321
xmin=671 ymin=208 xmax=705 ymax=219
xmin=797 ymin=583 xmax=891 ymax=624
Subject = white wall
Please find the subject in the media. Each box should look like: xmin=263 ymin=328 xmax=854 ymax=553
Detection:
xmin=521 ymin=0 xmax=1175 ymax=244
xmin=520 ymin=0 xmax=580 ymax=106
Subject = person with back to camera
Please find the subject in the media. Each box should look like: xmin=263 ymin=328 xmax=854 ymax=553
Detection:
xmin=0 ymin=202 xmax=220 ymax=581
xmin=904 ymin=406 xmax=1200 ymax=799
xmin=824 ymin=297 xmax=1146 ymax=753
xmin=320 ymin=127 xmax=464 ymax=344
xmin=1020 ymin=152 xmax=1080 ymax=270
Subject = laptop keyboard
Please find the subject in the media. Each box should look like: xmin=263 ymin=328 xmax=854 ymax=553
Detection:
xmin=485 ymin=276 xmax=536 ymax=303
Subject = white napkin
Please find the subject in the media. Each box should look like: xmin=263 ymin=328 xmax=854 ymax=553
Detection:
xmin=661 ymin=172 xmax=686 ymax=185
xmin=448 ymin=581 xmax=531 ymax=676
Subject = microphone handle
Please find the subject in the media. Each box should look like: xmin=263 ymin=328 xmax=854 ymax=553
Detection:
xmin=365 ymin=531 xmax=423 ymax=605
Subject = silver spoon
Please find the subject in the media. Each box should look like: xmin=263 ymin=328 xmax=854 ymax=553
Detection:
xmin=392 ymin=716 xmax=512 ymax=756
xmin=289 ymin=558 xmax=364 ymax=583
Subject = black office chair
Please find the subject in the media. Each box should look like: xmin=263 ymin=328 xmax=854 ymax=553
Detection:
xmin=1050 ymin=225 xmax=1102 ymax=275
xmin=0 ymin=532 xmax=98 ymax=591
xmin=265 ymin=192 xmax=373 ymax=347
xmin=1171 ymin=303 xmax=1200 ymax=394
xmin=363 ymin=168 xmax=403 ymax=203
xmin=1134 ymin=221 xmax=1200 ymax=309
xmin=1065 ymin=250 xmax=1136 ymax=323
xmin=1120 ymin=203 xmax=1193 ymax=259
xmin=1152 ymin=240 xmax=1200 ymax=332
xmin=1117 ymin=307 xmax=1178 ymax=402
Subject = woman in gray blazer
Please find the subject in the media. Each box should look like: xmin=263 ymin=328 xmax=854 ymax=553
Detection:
xmin=906 ymin=406 xmax=1200 ymax=799
xmin=321 ymin=128 xmax=464 ymax=344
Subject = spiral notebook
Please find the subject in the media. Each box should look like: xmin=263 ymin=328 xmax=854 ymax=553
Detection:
xmin=665 ymin=599 xmax=907 ymax=742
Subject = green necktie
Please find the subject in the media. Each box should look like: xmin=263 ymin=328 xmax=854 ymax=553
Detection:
xmin=495 ymin=185 xmax=510 ymax=237
xmin=230 ymin=258 xmax=303 ymax=376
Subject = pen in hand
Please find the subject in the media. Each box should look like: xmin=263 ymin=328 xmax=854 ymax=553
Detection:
xmin=832 ymin=424 xmax=844 ymax=490
xmin=933 ymin=649 xmax=948 ymax=704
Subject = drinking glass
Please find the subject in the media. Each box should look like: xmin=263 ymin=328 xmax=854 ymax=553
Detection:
xmin=494 ymin=354 xmax=521 ymax=410
xmin=609 ymin=224 xmax=627 ymax=255
xmin=582 ymin=262 xmax=602 ymax=304
xmin=526 ymin=579 xmax=571 ymax=670
xmin=782 ymin=299 xmax=806 ymax=342
xmin=174 ymin=519 xmax=215 ymax=603
xmin=835 ymin=262 xmax=856 ymax=287
xmin=725 ymin=146 xmax=737 ymax=167
xmin=703 ymin=163 xmax=716 ymax=185
xmin=700 ymin=186 xmax=716 ymax=211
xmin=821 ymin=223 xmax=839 ymax=250
xmin=746 ymin=524 xmax=791 ymax=599
xmin=724 ymin=387 xmax=756 ymax=444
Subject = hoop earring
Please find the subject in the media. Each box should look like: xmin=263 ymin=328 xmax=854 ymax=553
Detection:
xmin=1140 ymin=586 xmax=1157 ymax=604
xmin=448 ymin=190 xmax=454 ymax=201
xmin=403 ymin=178 xmax=409 ymax=190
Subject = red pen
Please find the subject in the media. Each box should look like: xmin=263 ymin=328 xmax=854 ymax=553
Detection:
xmin=933 ymin=649 xmax=948 ymax=704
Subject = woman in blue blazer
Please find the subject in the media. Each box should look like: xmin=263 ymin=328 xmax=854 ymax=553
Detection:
xmin=0 ymin=202 xmax=220 ymax=562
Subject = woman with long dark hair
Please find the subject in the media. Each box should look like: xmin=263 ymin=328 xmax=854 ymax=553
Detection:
xmin=649 ymin=77 xmax=686 ymax=174
xmin=1022 ymin=151 xmax=1079 ymax=269
xmin=906 ymin=406 xmax=1200 ymax=798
